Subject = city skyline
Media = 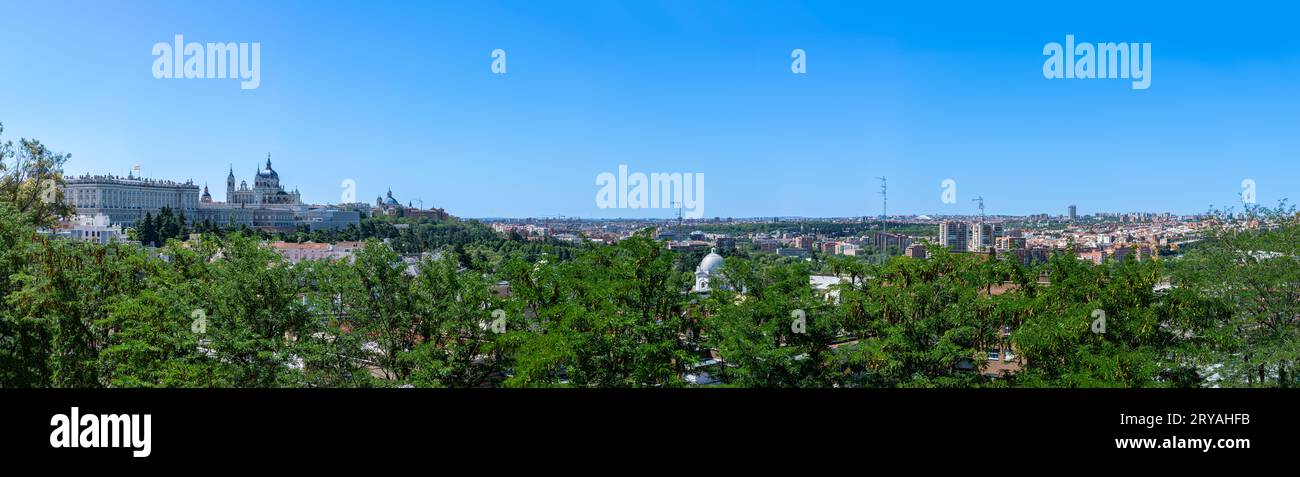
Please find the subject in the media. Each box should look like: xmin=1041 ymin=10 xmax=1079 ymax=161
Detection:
xmin=2 ymin=1 xmax=1297 ymax=217
xmin=48 ymin=155 xmax=1278 ymax=221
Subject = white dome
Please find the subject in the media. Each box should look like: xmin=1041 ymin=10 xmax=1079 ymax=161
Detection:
xmin=698 ymin=248 xmax=724 ymax=275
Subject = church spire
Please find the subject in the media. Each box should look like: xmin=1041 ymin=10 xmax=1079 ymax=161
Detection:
xmin=266 ymin=153 xmax=272 ymax=170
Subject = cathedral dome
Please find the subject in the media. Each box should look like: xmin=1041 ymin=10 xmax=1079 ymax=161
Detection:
xmin=698 ymin=248 xmax=724 ymax=275
xmin=257 ymin=155 xmax=278 ymax=179
xmin=382 ymin=189 xmax=400 ymax=206
xmin=692 ymin=248 xmax=725 ymax=293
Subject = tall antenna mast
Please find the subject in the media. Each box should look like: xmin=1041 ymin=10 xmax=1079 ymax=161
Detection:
xmin=876 ymin=176 xmax=887 ymax=230
xmin=972 ymin=196 xmax=989 ymax=252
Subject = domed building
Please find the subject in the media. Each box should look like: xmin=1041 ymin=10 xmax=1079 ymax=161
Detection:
xmin=376 ymin=188 xmax=401 ymax=208
xmin=226 ymin=154 xmax=303 ymax=206
xmin=693 ymin=248 xmax=725 ymax=293
xmin=371 ymin=187 xmax=452 ymax=220
xmin=254 ymin=159 xmax=278 ymax=189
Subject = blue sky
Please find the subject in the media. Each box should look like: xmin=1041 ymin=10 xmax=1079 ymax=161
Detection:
xmin=1 ymin=0 xmax=1297 ymax=218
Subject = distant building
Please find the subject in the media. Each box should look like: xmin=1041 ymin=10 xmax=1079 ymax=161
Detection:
xmin=820 ymin=241 xmax=838 ymax=254
xmin=298 ymin=207 xmax=362 ymax=230
xmin=1078 ymin=245 xmax=1153 ymax=265
xmin=248 ymin=207 xmax=297 ymax=232
xmin=655 ymin=229 xmax=683 ymax=242
xmin=996 ymin=236 xmax=1027 ymax=250
xmin=373 ymin=189 xmax=449 ymax=220
xmin=668 ymin=240 xmax=711 ymax=253
xmin=552 ymin=233 xmax=582 ymax=243
xmin=969 ymin=222 xmax=1003 ymax=252
xmin=401 ymin=207 xmax=449 ymax=220
xmin=1111 ymin=245 xmax=1154 ymax=263
xmin=751 ymin=238 xmax=779 ymax=253
xmin=1029 ymin=246 xmax=1052 ymax=264
xmin=269 ymin=241 xmax=363 ymax=263
xmin=1078 ymin=249 xmax=1106 ymax=264
xmin=1068 ymin=205 xmax=1077 ymax=221
xmin=63 ymin=172 xmax=200 ymax=227
xmin=809 ymin=275 xmax=849 ymax=303
xmin=905 ymin=243 xmax=928 ymax=259
xmin=873 ymin=232 xmax=912 ymax=254
xmin=61 ymin=213 xmax=127 ymax=244
xmin=793 ymin=235 xmax=815 ymax=251
xmin=939 ymin=221 xmax=969 ymax=251
xmin=1002 ymin=246 xmax=1051 ymax=266
xmin=776 ymin=248 xmax=810 ymax=258
xmin=335 ymin=202 xmax=374 ymax=216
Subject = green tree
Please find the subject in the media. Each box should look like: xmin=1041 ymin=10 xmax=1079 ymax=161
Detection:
xmin=504 ymin=231 xmax=690 ymax=387
xmin=702 ymin=256 xmax=843 ymax=387
xmin=157 ymin=206 xmax=179 ymax=244
xmin=344 ymin=239 xmax=419 ymax=383
xmin=137 ymin=212 xmax=158 ymax=246
xmin=0 ymin=203 xmax=45 ymax=386
xmin=403 ymin=252 xmax=505 ymax=387
xmin=1173 ymin=204 xmax=1300 ymax=387
xmin=6 ymin=238 xmax=147 ymax=387
xmin=0 ymin=123 xmax=74 ymax=228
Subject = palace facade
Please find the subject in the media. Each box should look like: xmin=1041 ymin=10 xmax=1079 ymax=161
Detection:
xmin=62 ymin=155 xmax=357 ymax=233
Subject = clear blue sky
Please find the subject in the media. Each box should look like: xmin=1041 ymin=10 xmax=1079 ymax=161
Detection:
xmin=1 ymin=0 xmax=1296 ymax=218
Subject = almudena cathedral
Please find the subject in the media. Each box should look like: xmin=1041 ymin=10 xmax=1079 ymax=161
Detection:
xmin=62 ymin=155 xmax=360 ymax=233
